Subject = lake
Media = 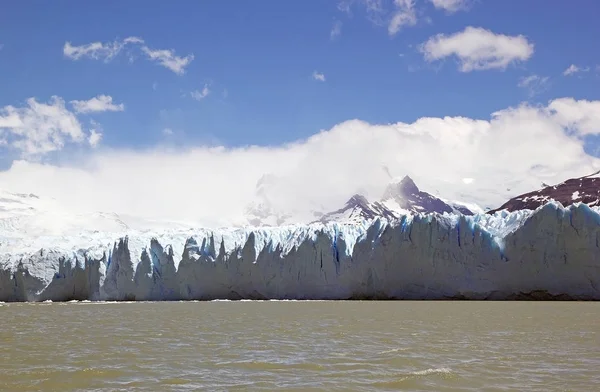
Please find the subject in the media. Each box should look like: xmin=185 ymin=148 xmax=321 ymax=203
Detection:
xmin=0 ymin=301 xmax=598 ymax=391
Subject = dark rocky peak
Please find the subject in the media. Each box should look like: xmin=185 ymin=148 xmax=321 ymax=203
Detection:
xmin=317 ymin=193 xmax=397 ymax=223
xmin=380 ymin=175 xmax=468 ymax=215
xmin=345 ymin=194 xmax=370 ymax=207
xmin=488 ymin=170 xmax=600 ymax=214
xmin=382 ymin=175 xmax=419 ymax=200
xmin=318 ymin=176 xmax=476 ymax=223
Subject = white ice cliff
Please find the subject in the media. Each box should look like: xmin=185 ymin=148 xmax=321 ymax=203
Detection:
xmin=1 ymin=201 xmax=599 ymax=301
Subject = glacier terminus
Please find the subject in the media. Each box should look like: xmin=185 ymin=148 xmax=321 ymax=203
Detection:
xmin=1 ymin=198 xmax=599 ymax=301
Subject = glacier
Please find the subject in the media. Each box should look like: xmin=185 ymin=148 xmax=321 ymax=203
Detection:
xmin=1 ymin=201 xmax=599 ymax=301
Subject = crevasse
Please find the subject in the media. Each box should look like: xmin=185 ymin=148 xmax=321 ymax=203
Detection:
xmin=0 ymin=202 xmax=599 ymax=301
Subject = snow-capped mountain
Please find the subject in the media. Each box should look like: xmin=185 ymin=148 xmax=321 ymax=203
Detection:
xmin=0 ymin=189 xmax=195 ymax=241
xmin=244 ymin=174 xmax=327 ymax=226
xmin=0 ymin=189 xmax=129 ymax=237
xmin=317 ymin=176 xmax=474 ymax=223
xmin=488 ymin=171 xmax=600 ymax=214
xmin=379 ymin=176 xmax=474 ymax=216
xmin=315 ymin=194 xmax=398 ymax=223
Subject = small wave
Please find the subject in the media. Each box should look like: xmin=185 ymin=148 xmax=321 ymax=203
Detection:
xmin=367 ymin=367 xmax=453 ymax=388
xmin=378 ymin=347 xmax=408 ymax=354
xmin=411 ymin=367 xmax=452 ymax=376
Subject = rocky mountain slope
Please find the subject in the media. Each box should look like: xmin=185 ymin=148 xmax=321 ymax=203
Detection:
xmin=488 ymin=171 xmax=600 ymax=214
xmin=317 ymin=176 xmax=474 ymax=223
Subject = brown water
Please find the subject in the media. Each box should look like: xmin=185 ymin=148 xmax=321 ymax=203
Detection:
xmin=0 ymin=301 xmax=598 ymax=391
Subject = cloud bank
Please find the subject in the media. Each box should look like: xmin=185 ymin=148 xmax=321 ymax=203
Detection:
xmin=1 ymin=98 xmax=600 ymax=226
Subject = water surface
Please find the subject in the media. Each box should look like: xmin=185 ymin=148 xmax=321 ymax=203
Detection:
xmin=0 ymin=301 xmax=598 ymax=391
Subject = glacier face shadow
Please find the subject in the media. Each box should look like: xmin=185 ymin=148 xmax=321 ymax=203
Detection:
xmin=1 ymin=202 xmax=599 ymax=301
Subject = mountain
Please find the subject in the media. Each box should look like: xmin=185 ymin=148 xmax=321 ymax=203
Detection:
xmin=0 ymin=189 xmax=194 ymax=240
xmin=315 ymin=194 xmax=398 ymax=223
xmin=488 ymin=171 xmax=600 ymax=214
xmin=317 ymin=176 xmax=474 ymax=223
xmin=379 ymin=176 xmax=474 ymax=216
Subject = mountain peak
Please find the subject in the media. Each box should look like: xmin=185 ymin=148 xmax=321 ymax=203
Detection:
xmin=382 ymin=175 xmax=419 ymax=200
xmin=346 ymin=194 xmax=370 ymax=207
xmin=399 ymin=175 xmax=418 ymax=194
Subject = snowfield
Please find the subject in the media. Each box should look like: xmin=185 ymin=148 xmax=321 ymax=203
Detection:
xmin=1 ymin=197 xmax=599 ymax=301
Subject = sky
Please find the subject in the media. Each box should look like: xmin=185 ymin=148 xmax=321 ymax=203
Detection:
xmin=1 ymin=0 xmax=600 ymax=225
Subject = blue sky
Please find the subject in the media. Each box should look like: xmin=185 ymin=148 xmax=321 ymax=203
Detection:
xmin=1 ymin=0 xmax=600 ymax=223
xmin=1 ymin=0 xmax=598 ymax=151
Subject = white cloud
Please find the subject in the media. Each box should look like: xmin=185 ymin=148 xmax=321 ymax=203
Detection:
xmin=420 ymin=26 xmax=534 ymax=71
xmin=162 ymin=128 xmax=174 ymax=136
xmin=330 ymin=20 xmax=343 ymax=40
xmin=88 ymin=120 xmax=103 ymax=148
xmin=191 ymin=85 xmax=211 ymax=101
xmin=312 ymin=71 xmax=326 ymax=82
xmin=88 ymin=129 xmax=103 ymax=148
xmin=563 ymin=64 xmax=590 ymax=76
xmin=518 ymin=74 xmax=550 ymax=97
xmin=548 ymin=98 xmax=600 ymax=136
xmin=563 ymin=64 xmax=579 ymax=76
xmin=140 ymin=46 xmax=194 ymax=75
xmin=429 ymin=0 xmax=469 ymax=13
xmin=70 ymin=95 xmax=125 ymax=114
xmin=1 ymin=97 xmax=600 ymax=225
xmin=0 ymin=96 xmax=91 ymax=156
xmin=63 ymin=37 xmax=141 ymax=61
xmin=388 ymin=0 xmax=417 ymax=35
xmin=337 ymin=0 xmax=417 ymax=35
xmin=64 ymin=37 xmax=193 ymax=75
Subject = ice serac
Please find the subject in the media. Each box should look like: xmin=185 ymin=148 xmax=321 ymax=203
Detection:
xmin=1 ymin=202 xmax=599 ymax=301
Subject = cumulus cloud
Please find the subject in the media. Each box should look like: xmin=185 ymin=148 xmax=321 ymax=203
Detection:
xmin=0 ymin=96 xmax=96 ymax=156
xmin=88 ymin=129 xmax=103 ymax=148
xmin=548 ymin=98 xmax=600 ymax=136
xmin=429 ymin=0 xmax=469 ymax=13
xmin=191 ymin=85 xmax=211 ymax=101
xmin=1 ymin=97 xmax=599 ymax=226
xmin=63 ymin=37 xmax=194 ymax=75
xmin=518 ymin=75 xmax=550 ymax=98
xmin=420 ymin=26 xmax=534 ymax=71
xmin=70 ymin=95 xmax=125 ymax=114
xmin=312 ymin=71 xmax=326 ymax=82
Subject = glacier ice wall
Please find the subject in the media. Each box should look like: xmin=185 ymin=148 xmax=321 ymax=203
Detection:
xmin=1 ymin=202 xmax=599 ymax=301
